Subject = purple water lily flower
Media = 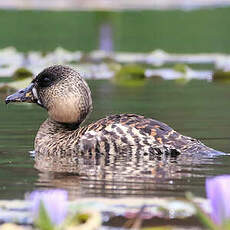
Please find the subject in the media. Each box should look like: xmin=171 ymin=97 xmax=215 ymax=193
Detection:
xmin=30 ymin=189 xmax=68 ymax=225
xmin=206 ymin=175 xmax=230 ymax=225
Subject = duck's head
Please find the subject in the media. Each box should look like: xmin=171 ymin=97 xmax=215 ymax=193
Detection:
xmin=5 ymin=65 xmax=92 ymax=125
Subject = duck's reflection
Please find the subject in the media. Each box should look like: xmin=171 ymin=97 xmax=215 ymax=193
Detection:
xmin=35 ymin=150 xmax=219 ymax=199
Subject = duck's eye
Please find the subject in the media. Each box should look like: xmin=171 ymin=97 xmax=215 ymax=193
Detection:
xmin=43 ymin=77 xmax=51 ymax=83
xmin=37 ymin=75 xmax=54 ymax=88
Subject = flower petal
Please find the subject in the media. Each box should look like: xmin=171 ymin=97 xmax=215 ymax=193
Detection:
xmin=206 ymin=175 xmax=230 ymax=225
xmin=30 ymin=189 xmax=68 ymax=225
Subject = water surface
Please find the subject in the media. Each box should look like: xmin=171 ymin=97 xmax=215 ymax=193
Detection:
xmin=1 ymin=79 xmax=230 ymax=200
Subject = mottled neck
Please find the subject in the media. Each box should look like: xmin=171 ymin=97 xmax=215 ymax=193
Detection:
xmin=35 ymin=118 xmax=86 ymax=156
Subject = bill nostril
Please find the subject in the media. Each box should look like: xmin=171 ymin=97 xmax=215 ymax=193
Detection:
xmin=5 ymin=98 xmax=10 ymax=104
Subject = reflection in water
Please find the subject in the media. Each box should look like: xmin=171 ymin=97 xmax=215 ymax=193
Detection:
xmin=35 ymin=149 xmax=222 ymax=199
xmin=99 ymin=23 xmax=113 ymax=52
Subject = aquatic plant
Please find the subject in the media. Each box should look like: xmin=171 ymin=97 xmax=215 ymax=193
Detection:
xmin=115 ymin=64 xmax=145 ymax=80
xmin=113 ymin=64 xmax=146 ymax=86
xmin=206 ymin=175 xmax=230 ymax=227
xmin=188 ymin=175 xmax=230 ymax=230
xmin=30 ymin=189 xmax=68 ymax=228
xmin=173 ymin=63 xmax=188 ymax=74
xmin=29 ymin=189 xmax=101 ymax=230
xmin=12 ymin=67 xmax=33 ymax=80
xmin=213 ymin=70 xmax=230 ymax=83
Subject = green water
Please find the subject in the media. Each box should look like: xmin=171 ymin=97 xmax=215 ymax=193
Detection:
xmin=1 ymin=79 xmax=230 ymax=199
xmin=1 ymin=7 xmax=230 ymax=53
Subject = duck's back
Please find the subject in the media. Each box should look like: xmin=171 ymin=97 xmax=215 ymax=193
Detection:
xmin=79 ymin=114 xmax=214 ymax=156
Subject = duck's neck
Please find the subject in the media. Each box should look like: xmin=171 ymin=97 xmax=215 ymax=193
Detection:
xmin=58 ymin=121 xmax=80 ymax=130
xmin=34 ymin=118 xmax=86 ymax=156
xmin=42 ymin=118 xmax=82 ymax=132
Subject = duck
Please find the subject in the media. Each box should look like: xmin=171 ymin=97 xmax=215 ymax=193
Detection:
xmin=5 ymin=65 xmax=222 ymax=158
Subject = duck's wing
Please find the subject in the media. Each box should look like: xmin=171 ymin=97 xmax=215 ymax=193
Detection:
xmin=78 ymin=114 xmax=213 ymax=156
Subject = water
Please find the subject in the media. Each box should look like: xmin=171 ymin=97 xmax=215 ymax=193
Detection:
xmin=1 ymin=79 xmax=230 ymax=200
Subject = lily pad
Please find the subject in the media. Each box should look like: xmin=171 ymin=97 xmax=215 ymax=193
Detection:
xmin=113 ymin=64 xmax=146 ymax=86
xmin=213 ymin=70 xmax=230 ymax=82
xmin=12 ymin=68 xmax=33 ymax=80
